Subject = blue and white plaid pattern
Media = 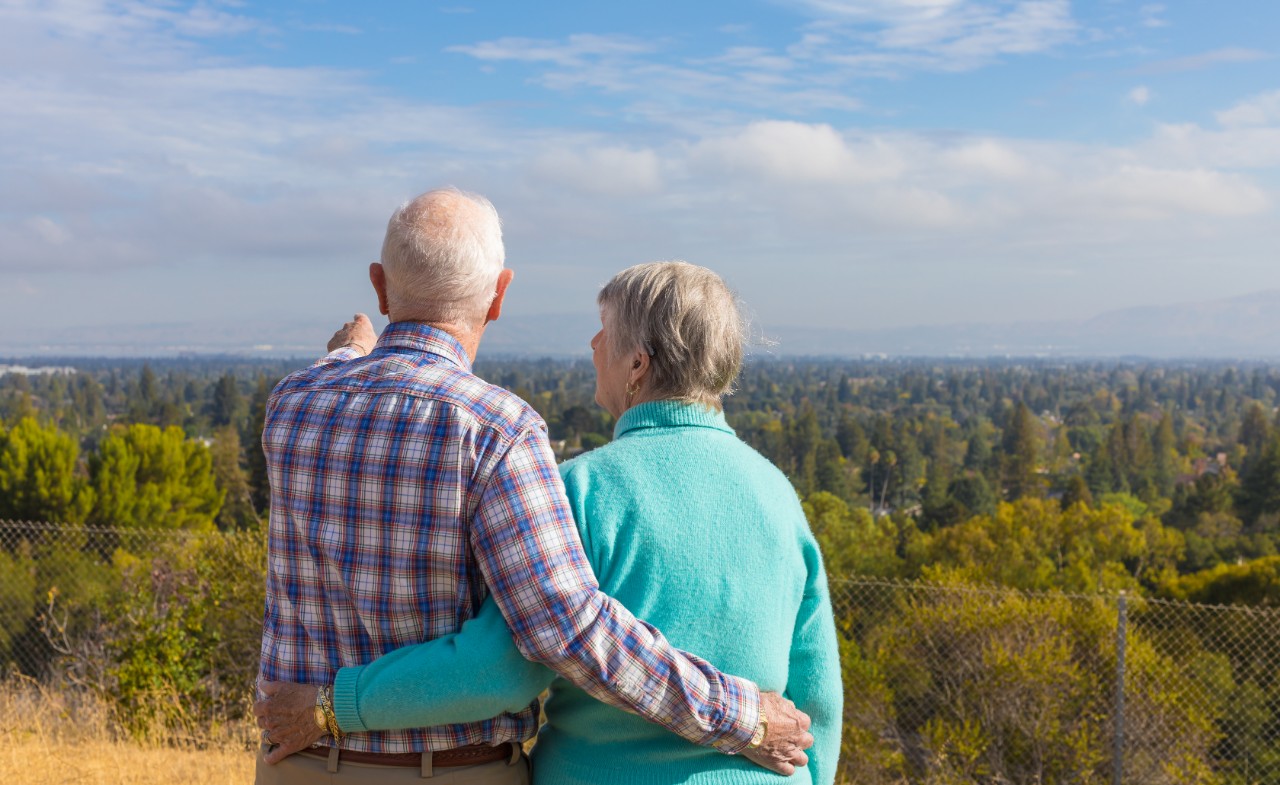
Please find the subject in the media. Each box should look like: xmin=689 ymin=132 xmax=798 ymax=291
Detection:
xmin=258 ymin=322 xmax=759 ymax=754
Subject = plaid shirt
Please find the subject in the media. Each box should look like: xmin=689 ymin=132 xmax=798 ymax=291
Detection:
xmin=258 ymin=322 xmax=760 ymax=754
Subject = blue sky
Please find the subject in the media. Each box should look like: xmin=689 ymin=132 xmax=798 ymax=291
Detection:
xmin=2 ymin=0 xmax=1278 ymax=345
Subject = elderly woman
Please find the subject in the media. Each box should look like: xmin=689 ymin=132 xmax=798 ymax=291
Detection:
xmin=258 ymin=261 xmax=842 ymax=785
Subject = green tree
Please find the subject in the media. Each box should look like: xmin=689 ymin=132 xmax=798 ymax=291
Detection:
xmin=803 ymin=491 xmax=902 ymax=578
xmin=1059 ymin=474 xmax=1094 ymax=510
xmin=1236 ymin=434 xmax=1280 ymax=529
xmin=0 ymin=417 xmax=94 ymax=524
xmin=244 ymin=374 xmax=274 ymax=515
xmin=1152 ymin=411 xmax=1178 ymax=497
xmin=89 ymin=424 xmax=222 ymax=531
xmin=1164 ymin=555 xmax=1280 ymax=607
xmin=913 ymin=498 xmax=1181 ymax=592
xmin=1238 ymin=402 xmax=1271 ymax=474
xmin=1000 ymin=402 xmax=1042 ymax=500
xmin=209 ymin=373 xmax=244 ymax=429
xmin=211 ymin=426 xmax=258 ymax=531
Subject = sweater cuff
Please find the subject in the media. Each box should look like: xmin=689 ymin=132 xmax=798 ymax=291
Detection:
xmin=710 ymin=674 xmax=761 ymax=755
xmin=332 ymin=666 xmax=367 ymax=733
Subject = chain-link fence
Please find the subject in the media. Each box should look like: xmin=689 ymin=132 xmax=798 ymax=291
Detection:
xmin=3 ymin=520 xmax=1279 ymax=784
xmin=0 ymin=519 xmax=266 ymax=730
xmin=829 ymin=577 xmax=1280 ymax=785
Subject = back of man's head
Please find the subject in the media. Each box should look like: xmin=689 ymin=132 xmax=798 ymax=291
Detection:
xmin=380 ymin=188 xmax=505 ymax=325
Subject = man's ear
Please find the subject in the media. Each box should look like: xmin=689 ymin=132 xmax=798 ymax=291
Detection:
xmin=485 ymin=269 xmax=515 ymax=324
xmin=369 ymin=263 xmax=390 ymax=317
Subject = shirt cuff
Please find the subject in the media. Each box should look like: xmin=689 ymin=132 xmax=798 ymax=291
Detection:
xmin=332 ymin=666 xmax=368 ymax=734
xmin=313 ymin=346 xmax=364 ymax=367
xmin=710 ymin=674 xmax=762 ymax=755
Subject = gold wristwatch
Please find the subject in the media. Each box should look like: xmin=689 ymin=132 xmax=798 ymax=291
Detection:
xmin=314 ymin=687 xmax=328 ymax=732
xmin=748 ymin=706 xmax=768 ymax=749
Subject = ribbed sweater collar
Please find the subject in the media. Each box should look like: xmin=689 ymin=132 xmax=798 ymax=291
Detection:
xmin=613 ymin=399 xmax=733 ymax=440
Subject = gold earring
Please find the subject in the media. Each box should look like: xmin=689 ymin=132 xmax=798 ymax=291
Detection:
xmin=626 ymin=382 xmax=639 ymax=406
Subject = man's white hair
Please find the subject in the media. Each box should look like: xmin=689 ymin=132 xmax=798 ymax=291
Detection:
xmin=379 ymin=187 xmax=505 ymax=325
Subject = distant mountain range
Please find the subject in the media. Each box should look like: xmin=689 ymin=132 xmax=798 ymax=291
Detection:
xmin=5 ymin=290 xmax=1280 ymax=360
xmin=765 ymin=289 xmax=1280 ymax=359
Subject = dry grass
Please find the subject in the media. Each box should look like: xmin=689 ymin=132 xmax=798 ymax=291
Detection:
xmin=0 ymin=677 xmax=257 ymax=785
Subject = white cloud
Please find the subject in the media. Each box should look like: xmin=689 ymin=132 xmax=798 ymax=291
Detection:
xmin=446 ymin=34 xmax=654 ymax=67
xmin=940 ymin=140 xmax=1037 ymax=179
xmin=1129 ymin=85 xmax=1151 ymax=106
xmin=780 ymin=0 xmax=1077 ymax=70
xmin=692 ymin=121 xmax=905 ymax=184
xmin=1079 ymin=166 xmax=1269 ymax=219
xmin=450 ymin=34 xmax=861 ymax=121
xmin=1216 ymin=90 xmax=1280 ymax=129
xmin=530 ymin=146 xmax=663 ymax=197
xmin=1147 ymin=123 xmax=1280 ymax=170
xmin=28 ymin=216 xmax=73 ymax=246
xmin=1134 ymin=47 xmax=1271 ymax=75
xmin=1139 ymin=3 xmax=1168 ymax=28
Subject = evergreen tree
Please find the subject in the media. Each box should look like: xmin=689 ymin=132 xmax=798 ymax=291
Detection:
xmin=1238 ymin=402 xmax=1271 ymax=475
xmin=1060 ymin=474 xmax=1094 ymax=510
xmin=1152 ymin=411 xmax=1178 ymax=498
xmin=0 ymin=418 xmax=94 ymax=524
xmin=209 ymin=373 xmax=245 ymax=429
xmin=244 ymin=375 xmax=274 ymax=515
xmin=211 ymin=426 xmax=259 ymax=531
xmin=1236 ymin=434 xmax=1280 ymax=530
xmin=89 ymin=423 xmax=222 ymax=531
xmin=1001 ymin=402 xmax=1042 ymax=500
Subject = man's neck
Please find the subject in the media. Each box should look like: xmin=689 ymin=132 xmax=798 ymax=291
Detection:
xmin=392 ymin=316 xmax=486 ymax=363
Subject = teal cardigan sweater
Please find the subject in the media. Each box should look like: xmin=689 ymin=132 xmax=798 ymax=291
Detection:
xmin=332 ymin=400 xmax=842 ymax=785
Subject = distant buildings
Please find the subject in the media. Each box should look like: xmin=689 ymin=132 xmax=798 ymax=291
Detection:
xmin=0 ymin=364 xmax=76 ymax=377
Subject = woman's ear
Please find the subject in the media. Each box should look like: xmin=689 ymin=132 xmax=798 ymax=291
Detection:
xmin=628 ymin=349 xmax=650 ymax=386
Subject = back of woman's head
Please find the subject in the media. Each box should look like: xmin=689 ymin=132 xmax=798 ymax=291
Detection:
xmin=598 ymin=261 xmax=745 ymax=407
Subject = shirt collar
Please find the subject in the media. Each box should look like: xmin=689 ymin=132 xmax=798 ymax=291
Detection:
xmin=613 ymin=399 xmax=734 ymax=440
xmin=374 ymin=321 xmax=473 ymax=372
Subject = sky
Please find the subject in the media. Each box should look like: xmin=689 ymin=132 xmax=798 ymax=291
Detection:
xmin=1 ymin=0 xmax=1278 ymax=343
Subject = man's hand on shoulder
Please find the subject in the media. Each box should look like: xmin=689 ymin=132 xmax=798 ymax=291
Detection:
xmin=327 ymin=313 xmax=377 ymax=357
xmin=742 ymin=691 xmax=814 ymax=776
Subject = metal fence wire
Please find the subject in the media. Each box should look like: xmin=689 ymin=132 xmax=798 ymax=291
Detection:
xmin=2 ymin=520 xmax=1279 ymax=785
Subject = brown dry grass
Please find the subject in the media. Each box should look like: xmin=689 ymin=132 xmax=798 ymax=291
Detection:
xmin=0 ymin=677 xmax=256 ymax=785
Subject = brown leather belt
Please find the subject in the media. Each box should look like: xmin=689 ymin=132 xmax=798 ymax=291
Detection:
xmin=299 ymin=742 xmax=515 ymax=768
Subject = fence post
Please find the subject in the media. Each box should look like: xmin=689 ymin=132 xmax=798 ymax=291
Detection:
xmin=1113 ymin=590 xmax=1128 ymax=785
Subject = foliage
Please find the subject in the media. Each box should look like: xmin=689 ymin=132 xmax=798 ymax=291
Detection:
xmin=833 ymin=578 xmax=1219 ymax=785
xmin=0 ymin=417 xmax=94 ymax=524
xmin=0 ymin=542 xmax=37 ymax=654
xmin=805 ymin=492 xmax=904 ymax=578
xmin=42 ymin=526 xmax=267 ymax=738
xmin=1162 ymin=556 xmax=1280 ymax=607
xmin=89 ymin=424 xmax=222 ymax=532
xmin=908 ymin=498 xmax=1183 ymax=593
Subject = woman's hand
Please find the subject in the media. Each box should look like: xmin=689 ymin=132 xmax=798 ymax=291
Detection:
xmin=254 ymin=680 xmax=327 ymax=764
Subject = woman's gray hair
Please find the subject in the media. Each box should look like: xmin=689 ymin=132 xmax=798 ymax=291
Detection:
xmin=380 ymin=187 xmax=504 ymax=325
xmin=598 ymin=261 xmax=746 ymax=407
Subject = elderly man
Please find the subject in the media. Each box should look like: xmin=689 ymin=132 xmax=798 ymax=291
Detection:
xmin=254 ymin=188 xmax=813 ymax=784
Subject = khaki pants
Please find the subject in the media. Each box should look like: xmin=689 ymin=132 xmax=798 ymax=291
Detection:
xmin=254 ymin=745 xmax=531 ymax=785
